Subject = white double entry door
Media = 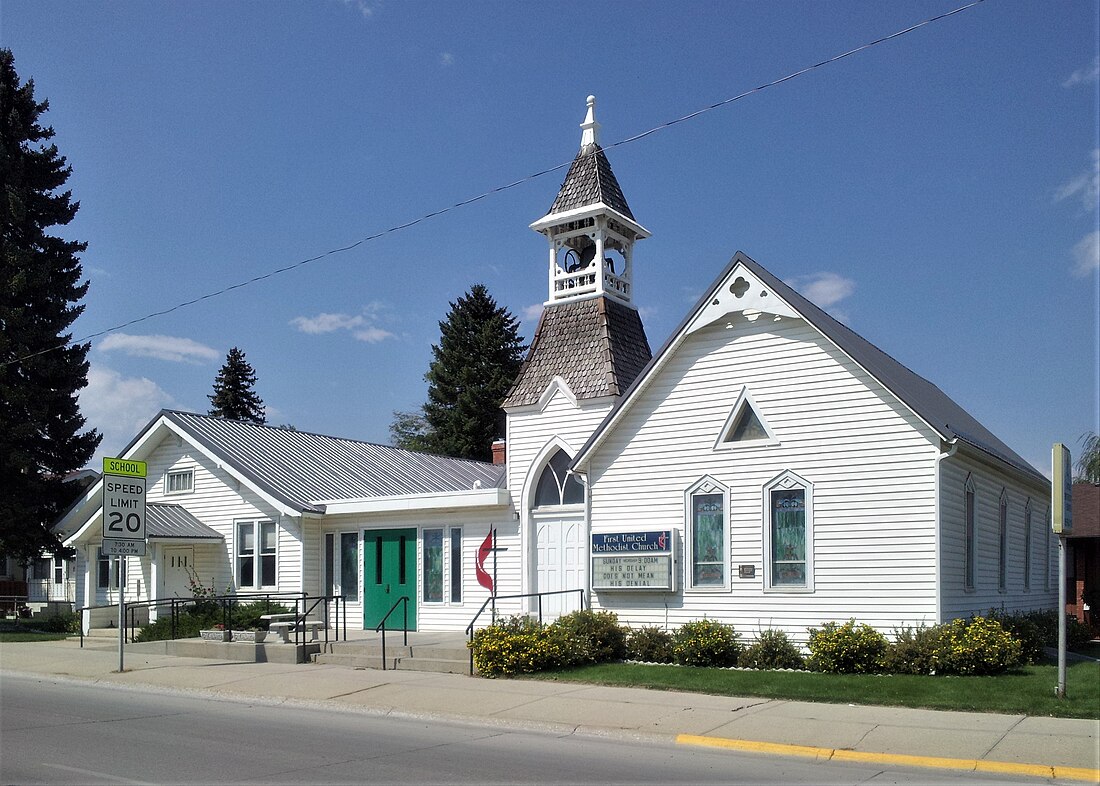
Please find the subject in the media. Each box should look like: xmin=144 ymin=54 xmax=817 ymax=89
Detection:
xmin=532 ymin=510 xmax=586 ymax=619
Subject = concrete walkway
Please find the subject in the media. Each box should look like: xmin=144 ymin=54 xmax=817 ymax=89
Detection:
xmin=2 ymin=637 xmax=1097 ymax=783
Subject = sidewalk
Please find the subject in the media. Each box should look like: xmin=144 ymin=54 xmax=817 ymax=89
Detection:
xmin=2 ymin=637 xmax=1097 ymax=783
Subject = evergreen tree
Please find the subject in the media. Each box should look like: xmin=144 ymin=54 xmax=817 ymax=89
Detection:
xmin=0 ymin=49 xmax=101 ymax=562
xmin=208 ymin=347 xmax=266 ymax=424
xmin=393 ymin=284 xmax=525 ymax=461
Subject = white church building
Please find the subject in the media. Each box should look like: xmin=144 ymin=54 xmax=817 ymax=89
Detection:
xmin=55 ymin=97 xmax=1056 ymax=640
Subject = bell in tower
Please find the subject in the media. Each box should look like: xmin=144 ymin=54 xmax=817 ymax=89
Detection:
xmin=529 ymin=96 xmax=651 ymax=308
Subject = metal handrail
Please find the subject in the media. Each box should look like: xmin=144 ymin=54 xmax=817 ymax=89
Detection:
xmin=373 ymin=595 xmax=410 ymax=671
xmin=464 ymin=588 xmax=586 ymax=674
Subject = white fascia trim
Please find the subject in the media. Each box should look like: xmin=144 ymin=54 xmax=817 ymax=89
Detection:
xmin=313 ymin=487 xmax=511 ymax=516
xmin=529 ymin=203 xmax=651 ymax=239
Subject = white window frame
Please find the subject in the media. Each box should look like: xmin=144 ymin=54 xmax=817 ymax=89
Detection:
xmin=763 ymin=470 xmax=814 ymax=593
xmin=96 ymin=547 xmax=124 ymax=590
xmin=236 ymin=520 xmax=277 ymax=590
xmin=165 ymin=468 xmax=195 ymax=495
xmin=713 ymin=386 xmax=778 ymax=451
xmin=964 ymin=474 xmax=976 ymax=591
xmin=422 ymin=527 xmax=445 ymax=605
xmin=1023 ymin=498 xmax=1032 ymax=592
xmin=449 ymin=526 xmax=463 ymax=605
xmin=324 ymin=531 xmax=360 ymax=602
xmin=997 ymin=489 xmax=1009 ymax=592
xmin=685 ymin=476 xmax=730 ymax=591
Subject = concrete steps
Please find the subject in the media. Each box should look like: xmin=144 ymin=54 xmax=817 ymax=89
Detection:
xmin=314 ymin=636 xmax=473 ymax=675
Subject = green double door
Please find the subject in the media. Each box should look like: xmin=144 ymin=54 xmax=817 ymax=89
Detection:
xmin=363 ymin=528 xmax=417 ymax=631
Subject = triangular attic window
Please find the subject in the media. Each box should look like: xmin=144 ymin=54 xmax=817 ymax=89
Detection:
xmin=716 ymin=388 xmax=777 ymax=449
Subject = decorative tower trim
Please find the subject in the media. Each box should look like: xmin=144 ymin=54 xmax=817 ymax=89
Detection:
xmin=529 ymin=96 xmax=650 ymax=308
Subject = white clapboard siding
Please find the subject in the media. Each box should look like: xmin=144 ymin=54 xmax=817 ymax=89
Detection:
xmin=586 ymin=316 xmax=944 ymax=642
xmin=311 ymin=510 xmax=520 ymax=632
xmin=938 ymin=452 xmax=1055 ymax=621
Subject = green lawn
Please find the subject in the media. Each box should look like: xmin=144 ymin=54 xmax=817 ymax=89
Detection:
xmin=0 ymin=631 xmax=71 ymax=642
xmin=529 ymin=660 xmax=1100 ymax=719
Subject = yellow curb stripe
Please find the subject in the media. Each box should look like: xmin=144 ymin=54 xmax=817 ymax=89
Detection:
xmin=675 ymin=734 xmax=1100 ymax=783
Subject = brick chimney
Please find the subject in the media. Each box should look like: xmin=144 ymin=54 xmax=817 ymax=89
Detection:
xmin=491 ymin=439 xmax=507 ymax=465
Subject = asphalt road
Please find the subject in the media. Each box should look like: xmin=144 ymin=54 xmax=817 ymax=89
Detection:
xmin=0 ymin=674 xmax=1047 ymax=785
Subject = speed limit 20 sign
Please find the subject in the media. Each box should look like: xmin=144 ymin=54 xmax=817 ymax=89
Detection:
xmin=102 ymin=458 xmax=148 ymax=556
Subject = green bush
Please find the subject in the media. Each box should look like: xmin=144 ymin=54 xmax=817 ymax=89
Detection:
xmin=807 ymin=619 xmax=887 ymax=674
xmin=986 ymin=608 xmax=1091 ymax=660
xmin=469 ymin=617 xmax=552 ymax=676
xmin=934 ymin=617 xmax=1022 ymax=675
xmin=741 ymin=628 xmax=805 ymax=670
xmin=881 ymin=625 xmax=944 ymax=675
xmin=549 ymin=610 xmax=627 ymax=663
xmin=627 ymin=626 xmax=675 ymax=663
xmin=29 ymin=610 xmax=80 ymax=634
xmin=673 ymin=619 xmax=741 ymax=667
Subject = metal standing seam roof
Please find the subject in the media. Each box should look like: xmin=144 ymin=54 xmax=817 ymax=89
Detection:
xmin=574 ymin=251 xmax=1044 ymax=484
xmin=160 ymin=411 xmax=507 ymax=514
xmin=146 ymin=503 xmax=223 ymax=540
xmin=547 ymin=143 xmax=635 ymax=221
xmin=503 ymin=296 xmax=652 ymax=408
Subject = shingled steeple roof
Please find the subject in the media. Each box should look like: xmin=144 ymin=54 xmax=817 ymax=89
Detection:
xmin=503 ymin=297 xmax=652 ymax=408
xmin=547 ymin=144 xmax=636 ymax=220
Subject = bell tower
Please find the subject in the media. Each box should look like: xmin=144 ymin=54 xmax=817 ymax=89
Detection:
xmin=529 ymin=96 xmax=651 ymax=308
xmin=504 ymin=96 xmax=653 ymax=411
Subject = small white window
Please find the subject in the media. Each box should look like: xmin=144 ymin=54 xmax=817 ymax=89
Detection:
xmin=763 ymin=471 xmax=813 ymax=592
xmin=714 ymin=387 xmax=777 ymax=450
xmin=165 ymin=469 xmax=194 ymax=495
xmin=237 ymin=520 xmax=276 ymax=589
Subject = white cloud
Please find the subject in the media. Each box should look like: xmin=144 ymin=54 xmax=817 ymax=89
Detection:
xmin=1063 ymin=56 xmax=1099 ymax=88
xmin=291 ymin=305 xmax=396 ymax=344
xmin=788 ymin=272 xmax=855 ymax=308
xmin=98 ymin=333 xmax=219 ymax=364
xmin=1071 ymin=231 xmax=1100 ymax=277
xmin=81 ymin=365 xmax=175 ymax=463
xmin=440 ymin=52 xmax=455 ymax=67
xmin=338 ymin=0 xmax=375 ymax=19
xmin=1055 ymin=149 xmax=1100 ymax=211
xmin=290 ymin=312 xmax=366 ymax=334
xmin=353 ymin=326 xmax=396 ymax=343
xmin=523 ymin=303 xmax=544 ymax=322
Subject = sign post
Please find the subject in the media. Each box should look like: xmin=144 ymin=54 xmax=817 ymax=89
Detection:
xmin=1052 ymin=444 xmax=1073 ymax=699
xmin=102 ymin=458 xmax=148 ymax=672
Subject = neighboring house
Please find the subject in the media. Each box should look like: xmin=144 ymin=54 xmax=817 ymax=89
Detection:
xmin=53 ymin=96 xmax=1057 ymax=639
xmin=1067 ymin=482 xmax=1099 ymax=633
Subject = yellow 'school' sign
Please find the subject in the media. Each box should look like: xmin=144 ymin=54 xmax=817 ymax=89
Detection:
xmin=103 ymin=457 xmax=147 ymax=478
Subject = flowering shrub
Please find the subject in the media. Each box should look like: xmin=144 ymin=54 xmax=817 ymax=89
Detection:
xmin=807 ymin=619 xmax=887 ymax=673
xmin=627 ymin=626 xmax=675 ymax=663
xmin=673 ymin=619 xmax=741 ymax=667
xmin=741 ymin=628 xmax=805 ymax=670
xmin=988 ymin=608 xmax=1091 ymax=661
xmin=933 ymin=617 xmax=1022 ymax=675
xmin=880 ymin=625 xmax=944 ymax=675
xmin=549 ymin=610 xmax=627 ymax=663
xmin=469 ymin=617 xmax=550 ymax=676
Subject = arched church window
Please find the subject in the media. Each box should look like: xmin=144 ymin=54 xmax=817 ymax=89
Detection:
xmin=534 ymin=449 xmax=585 ymax=507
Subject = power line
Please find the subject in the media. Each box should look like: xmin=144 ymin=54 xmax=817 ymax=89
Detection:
xmin=5 ymin=0 xmax=986 ymax=369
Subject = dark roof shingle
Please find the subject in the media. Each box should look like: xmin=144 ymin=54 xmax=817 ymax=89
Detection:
xmin=547 ymin=144 xmax=635 ymax=220
xmin=503 ymin=297 xmax=651 ymax=408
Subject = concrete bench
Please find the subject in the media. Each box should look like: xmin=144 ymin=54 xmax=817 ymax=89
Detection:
xmin=267 ymin=619 xmax=325 ymax=644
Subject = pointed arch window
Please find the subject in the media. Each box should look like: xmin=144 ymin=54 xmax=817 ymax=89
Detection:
xmin=1023 ymin=498 xmax=1032 ymax=591
xmin=715 ymin=387 xmax=777 ymax=450
xmin=534 ymin=449 xmax=585 ymax=507
xmin=686 ymin=477 xmax=729 ymax=589
xmin=998 ymin=489 xmax=1009 ymax=592
xmin=763 ymin=471 xmax=814 ymax=591
xmin=964 ymin=475 xmax=976 ymax=591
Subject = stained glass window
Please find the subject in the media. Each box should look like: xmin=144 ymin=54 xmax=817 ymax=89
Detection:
xmin=423 ymin=528 xmax=443 ymax=603
xmin=534 ymin=449 xmax=585 ymax=506
xmin=691 ymin=492 xmax=725 ymax=587
xmin=771 ymin=489 xmax=806 ymax=586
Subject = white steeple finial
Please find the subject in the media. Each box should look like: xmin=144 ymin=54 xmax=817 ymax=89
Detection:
xmin=579 ymin=95 xmax=600 ymax=149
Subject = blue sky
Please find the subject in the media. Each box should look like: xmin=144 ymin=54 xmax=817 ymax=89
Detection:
xmin=3 ymin=0 xmax=1097 ymax=477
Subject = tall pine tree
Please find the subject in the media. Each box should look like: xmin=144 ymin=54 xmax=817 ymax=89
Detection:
xmin=393 ymin=284 xmax=524 ymax=461
xmin=208 ymin=347 xmax=266 ymax=424
xmin=0 ymin=49 xmax=101 ymax=562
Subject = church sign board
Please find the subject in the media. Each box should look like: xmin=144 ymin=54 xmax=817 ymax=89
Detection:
xmin=591 ymin=530 xmax=674 ymax=591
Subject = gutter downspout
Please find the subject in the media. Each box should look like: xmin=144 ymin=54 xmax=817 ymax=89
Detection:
xmin=935 ymin=438 xmax=959 ymax=624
